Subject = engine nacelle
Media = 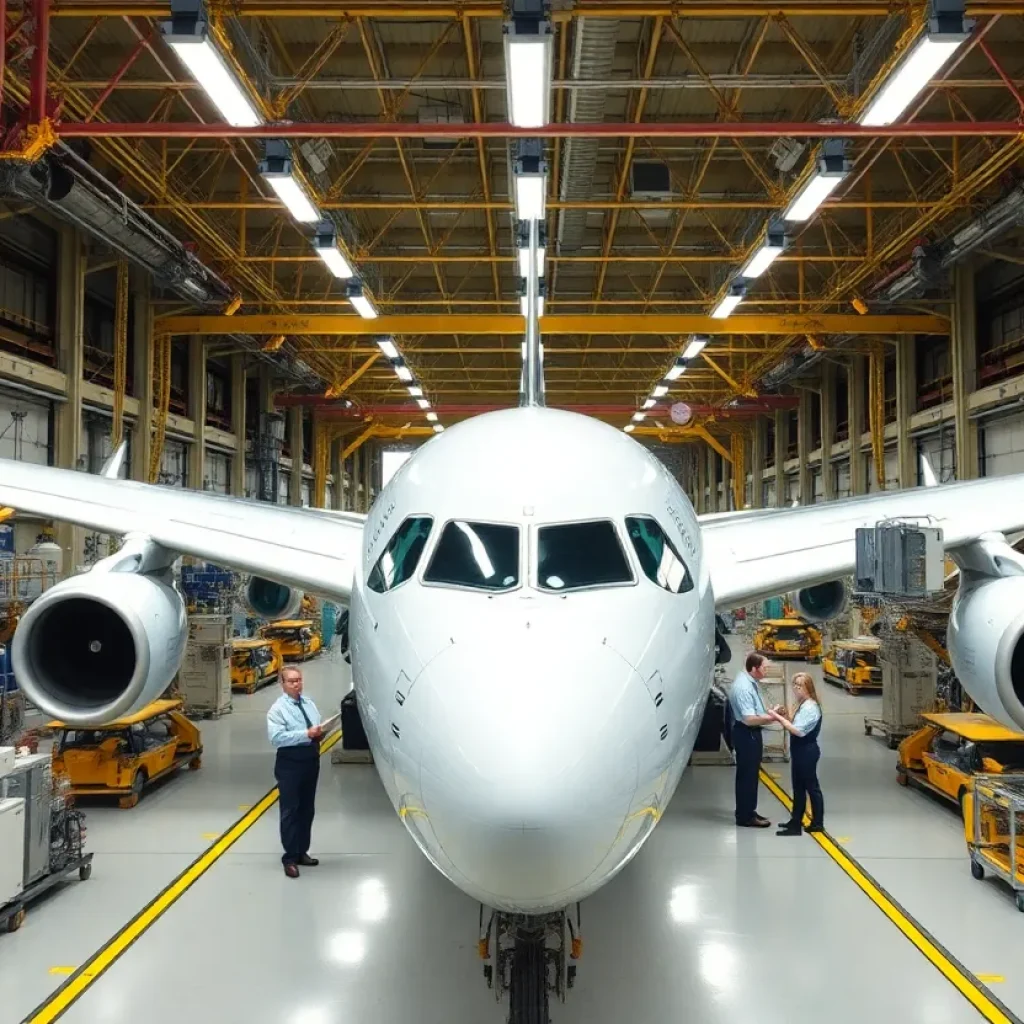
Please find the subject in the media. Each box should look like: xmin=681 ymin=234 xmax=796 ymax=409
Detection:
xmin=948 ymin=575 xmax=1024 ymax=732
xmin=789 ymin=580 xmax=848 ymax=624
xmin=12 ymin=570 xmax=186 ymax=726
xmin=242 ymin=576 xmax=304 ymax=620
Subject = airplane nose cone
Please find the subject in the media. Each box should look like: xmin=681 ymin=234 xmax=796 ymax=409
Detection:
xmin=407 ymin=634 xmax=656 ymax=911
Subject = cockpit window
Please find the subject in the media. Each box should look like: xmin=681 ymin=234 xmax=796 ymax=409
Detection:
xmin=626 ymin=516 xmax=694 ymax=594
xmin=366 ymin=516 xmax=433 ymax=593
xmin=536 ymin=520 xmax=633 ymax=592
xmin=423 ymin=521 xmax=520 ymax=591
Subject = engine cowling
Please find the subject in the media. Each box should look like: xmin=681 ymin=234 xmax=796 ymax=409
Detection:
xmin=948 ymin=575 xmax=1024 ymax=732
xmin=789 ymin=580 xmax=848 ymax=624
xmin=242 ymin=576 xmax=304 ymax=620
xmin=12 ymin=570 xmax=187 ymax=726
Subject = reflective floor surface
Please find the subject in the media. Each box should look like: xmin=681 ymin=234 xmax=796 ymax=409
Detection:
xmin=3 ymin=642 xmax=1023 ymax=1023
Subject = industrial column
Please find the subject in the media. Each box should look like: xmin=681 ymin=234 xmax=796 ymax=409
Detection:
xmin=720 ymin=450 xmax=732 ymax=512
xmin=188 ymin=336 xmax=206 ymax=491
xmin=848 ymin=356 xmax=867 ymax=495
xmin=895 ymin=338 xmax=917 ymax=488
xmin=230 ymin=355 xmax=246 ymax=496
xmin=330 ymin=438 xmax=344 ymax=511
xmin=750 ymin=418 xmax=764 ymax=508
xmin=797 ymin=389 xmax=813 ymax=504
xmin=820 ymin=362 xmax=835 ymax=501
xmin=288 ymin=406 xmax=303 ymax=506
xmin=362 ymin=442 xmax=375 ymax=511
xmin=706 ymin=447 xmax=718 ymax=513
xmin=130 ymin=269 xmax=153 ymax=482
xmin=54 ymin=225 xmax=84 ymax=568
xmin=695 ymin=445 xmax=706 ymax=513
xmin=952 ymin=262 xmax=978 ymax=480
xmin=773 ymin=411 xmax=786 ymax=508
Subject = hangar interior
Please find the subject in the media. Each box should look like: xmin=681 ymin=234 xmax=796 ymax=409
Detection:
xmin=1 ymin=0 xmax=1024 ymax=1022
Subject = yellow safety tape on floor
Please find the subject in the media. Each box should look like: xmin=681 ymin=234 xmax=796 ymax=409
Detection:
xmin=760 ymin=769 xmax=1020 ymax=1024
xmin=23 ymin=730 xmax=342 ymax=1024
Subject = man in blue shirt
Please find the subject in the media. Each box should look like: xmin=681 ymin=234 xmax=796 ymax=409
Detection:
xmin=728 ymin=652 xmax=781 ymax=828
xmin=267 ymin=666 xmax=323 ymax=878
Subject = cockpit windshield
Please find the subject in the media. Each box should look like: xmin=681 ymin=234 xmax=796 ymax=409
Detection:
xmin=424 ymin=521 xmax=520 ymax=591
xmin=625 ymin=516 xmax=694 ymax=594
xmin=536 ymin=520 xmax=633 ymax=592
xmin=367 ymin=516 xmax=433 ymax=593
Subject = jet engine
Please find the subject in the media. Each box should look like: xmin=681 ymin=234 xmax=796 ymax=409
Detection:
xmin=12 ymin=567 xmax=186 ymax=726
xmin=242 ymin=575 xmax=304 ymax=620
xmin=948 ymin=575 xmax=1024 ymax=732
xmin=789 ymin=580 xmax=848 ymax=623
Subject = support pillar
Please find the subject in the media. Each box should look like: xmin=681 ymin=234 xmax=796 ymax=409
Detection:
xmin=750 ymin=419 xmax=764 ymax=508
xmin=288 ymin=407 xmax=303 ymax=506
xmin=848 ymin=355 xmax=867 ymax=495
xmin=362 ymin=442 xmax=374 ymax=511
xmin=695 ymin=445 xmax=706 ymax=513
xmin=821 ymin=362 xmax=835 ymax=501
xmin=721 ymin=450 xmax=732 ymax=511
xmin=895 ymin=337 xmax=917 ymax=488
xmin=331 ymin=438 xmax=344 ymax=511
xmin=188 ymin=336 xmax=206 ymax=491
xmin=130 ymin=268 xmax=152 ymax=483
xmin=773 ymin=410 xmax=786 ymax=508
xmin=797 ymin=389 xmax=813 ymax=504
xmin=54 ymin=226 xmax=84 ymax=569
xmin=706 ymin=445 xmax=718 ymax=512
xmin=952 ymin=263 xmax=978 ymax=480
xmin=230 ymin=354 xmax=246 ymax=496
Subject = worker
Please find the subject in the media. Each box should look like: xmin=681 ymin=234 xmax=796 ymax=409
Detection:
xmin=728 ymin=652 xmax=782 ymax=828
xmin=769 ymin=671 xmax=824 ymax=836
xmin=267 ymin=665 xmax=323 ymax=878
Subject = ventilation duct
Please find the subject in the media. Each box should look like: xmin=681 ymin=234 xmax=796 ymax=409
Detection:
xmin=556 ymin=17 xmax=619 ymax=253
xmin=758 ymin=347 xmax=824 ymax=391
xmin=876 ymin=244 xmax=942 ymax=303
xmin=0 ymin=147 xmax=233 ymax=306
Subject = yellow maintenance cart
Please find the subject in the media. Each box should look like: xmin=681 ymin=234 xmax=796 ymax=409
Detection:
xmin=964 ymin=775 xmax=1024 ymax=912
xmin=753 ymin=618 xmax=822 ymax=662
xmin=822 ymin=637 xmax=882 ymax=694
xmin=897 ymin=712 xmax=1024 ymax=812
xmin=231 ymin=638 xmax=282 ymax=694
xmin=260 ymin=619 xmax=322 ymax=662
xmin=49 ymin=699 xmax=202 ymax=808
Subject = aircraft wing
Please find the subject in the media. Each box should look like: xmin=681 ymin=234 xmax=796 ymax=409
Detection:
xmin=702 ymin=474 xmax=1024 ymax=611
xmin=0 ymin=458 xmax=365 ymax=603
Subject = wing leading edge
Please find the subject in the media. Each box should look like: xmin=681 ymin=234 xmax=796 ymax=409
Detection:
xmin=702 ymin=474 xmax=1024 ymax=611
xmin=0 ymin=457 xmax=365 ymax=603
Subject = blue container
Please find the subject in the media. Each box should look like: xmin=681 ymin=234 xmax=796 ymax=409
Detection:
xmin=763 ymin=597 xmax=784 ymax=620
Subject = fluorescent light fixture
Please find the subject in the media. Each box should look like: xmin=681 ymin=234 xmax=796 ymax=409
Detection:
xmin=516 ymin=220 xmax=547 ymax=277
xmin=426 ymin=411 xmax=438 ymax=422
xmin=416 ymin=398 xmax=430 ymax=410
xmin=632 ymin=412 xmax=646 ymax=423
xmin=394 ymin=364 xmax=413 ymax=382
xmin=665 ymin=361 xmax=686 ymax=380
xmin=503 ymin=15 xmax=553 ymax=128
xmin=377 ymin=338 xmax=399 ymax=360
xmin=346 ymin=280 xmax=377 ymax=320
xmin=739 ymin=220 xmax=788 ymax=280
xmin=432 ymin=424 xmax=444 ymax=433
xmin=519 ymin=278 xmax=546 ymax=318
xmin=711 ymin=283 xmax=746 ymax=320
xmin=783 ymin=140 xmax=851 ymax=223
xmin=407 ymin=384 xmax=423 ymax=397
xmin=624 ymin=424 xmax=635 ymax=433
xmin=860 ymin=5 xmax=969 ymax=128
xmin=642 ymin=398 xmax=656 ymax=410
xmin=260 ymin=141 xmax=319 ymax=223
xmin=682 ymin=337 xmax=708 ymax=360
xmin=163 ymin=19 xmax=261 ymax=128
xmin=513 ymin=142 xmax=548 ymax=221
xmin=652 ymin=384 xmax=669 ymax=398
xmin=312 ymin=220 xmax=353 ymax=278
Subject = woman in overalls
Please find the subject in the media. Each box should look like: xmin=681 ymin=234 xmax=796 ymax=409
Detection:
xmin=769 ymin=672 xmax=824 ymax=835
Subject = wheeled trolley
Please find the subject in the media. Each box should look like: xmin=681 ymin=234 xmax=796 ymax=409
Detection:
xmin=964 ymin=775 xmax=1024 ymax=912
xmin=0 ymin=852 xmax=94 ymax=933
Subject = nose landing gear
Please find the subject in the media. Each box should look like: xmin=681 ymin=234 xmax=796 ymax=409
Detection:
xmin=479 ymin=905 xmax=582 ymax=1024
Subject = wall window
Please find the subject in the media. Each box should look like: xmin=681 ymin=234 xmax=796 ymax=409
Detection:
xmin=625 ymin=516 xmax=694 ymax=594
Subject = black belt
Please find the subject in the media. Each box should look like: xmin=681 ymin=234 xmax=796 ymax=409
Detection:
xmin=276 ymin=743 xmax=318 ymax=763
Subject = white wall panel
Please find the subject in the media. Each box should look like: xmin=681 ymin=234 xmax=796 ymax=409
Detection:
xmin=205 ymin=451 xmax=230 ymax=494
xmin=786 ymin=474 xmax=799 ymax=504
xmin=278 ymin=469 xmax=290 ymax=504
xmin=0 ymin=393 xmax=50 ymax=464
xmin=982 ymin=413 xmax=1024 ymax=478
xmin=763 ymin=480 xmax=776 ymax=507
xmin=833 ymin=460 xmax=851 ymax=499
xmin=812 ymin=469 xmax=823 ymax=503
xmin=916 ymin=431 xmax=956 ymax=484
xmin=159 ymin=440 xmax=187 ymax=487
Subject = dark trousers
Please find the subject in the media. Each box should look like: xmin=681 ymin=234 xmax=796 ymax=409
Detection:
xmin=733 ymin=723 xmax=763 ymax=824
xmin=275 ymin=746 xmax=320 ymax=864
xmin=789 ymin=744 xmax=824 ymax=830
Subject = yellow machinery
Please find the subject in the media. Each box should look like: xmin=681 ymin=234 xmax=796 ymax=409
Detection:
xmin=48 ymin=699 xmax=202 ymax=808
xmin=753 ymin=618 xmax=822 ymax=662
xmin=260 ymin=619 xmax=322 ymax=662
xmin=231 ymin=638 xmax=282 ymax=694
xmin=964 ymin=775 xmax=1024 ymax=912
xmin=822 ymin=636 xmax=882 ymax=694
xmin=897 ymin=712 xmax=1024 ymax=812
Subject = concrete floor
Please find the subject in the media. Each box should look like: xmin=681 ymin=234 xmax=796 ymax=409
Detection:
xmin=3 ymin=640 xmax=1023 ymax=1024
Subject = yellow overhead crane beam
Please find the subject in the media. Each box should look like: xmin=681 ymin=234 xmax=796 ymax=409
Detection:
xmin=156 ymin=313 xmax=948 ymax=338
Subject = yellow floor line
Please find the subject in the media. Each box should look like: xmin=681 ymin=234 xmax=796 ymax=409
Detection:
xmin=760 ymin=769 xmax=1020 ymax=1024
xmin=24 ymin=730 xmax=342 ymax=1024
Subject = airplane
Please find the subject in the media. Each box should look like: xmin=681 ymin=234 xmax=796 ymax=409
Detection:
xmin=4 ymin=369 xmax=1024 ymax=1022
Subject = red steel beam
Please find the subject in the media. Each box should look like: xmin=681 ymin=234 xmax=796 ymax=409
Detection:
xmin=274 ymin=399 xmax=800 ymax=415
xmin=54 ymin=120 xmax=1024 ymax=139
xmin=0 ymin=0 xmax=7 ymax=110
xmin=978 ymin=38 xmax=1024 ymax=113
xmin=82 ymin=23 xmax=153 ymax=122
xmin=30 ymin=0 xmax=50 ymax=123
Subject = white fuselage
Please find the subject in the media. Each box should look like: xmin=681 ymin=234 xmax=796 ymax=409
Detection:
xmin=349 ymin=407 xmax=716 ymax=913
